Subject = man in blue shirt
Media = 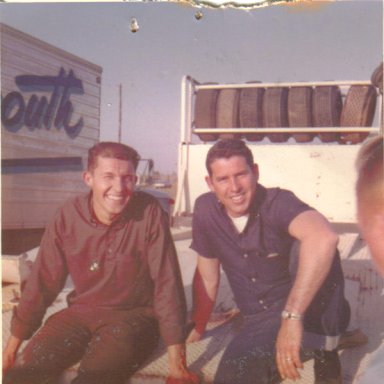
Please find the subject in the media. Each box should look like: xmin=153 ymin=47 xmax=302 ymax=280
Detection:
xmin=187 ymin=139 xmax=350 ymax=384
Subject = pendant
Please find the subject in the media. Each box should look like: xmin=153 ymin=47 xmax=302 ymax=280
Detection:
xmin=89 ymin=261 xmax=100 ymax=272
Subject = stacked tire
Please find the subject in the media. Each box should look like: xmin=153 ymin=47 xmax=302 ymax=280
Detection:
xmin=216 ymin=89 xmax=241 ymax=139
xmin=262 ymin=87 xmax=289 ymax=143
xmin=288 ymin=87 xmax=314 ymax=143
xmin=371 ymin=62 xmax=383 ymax=131
xmin=312 ymin=86 xmax=343 ymax=143
xmin=239 ymin=84 xmax=264 ymax=141
xmin=194 ymin=84 xmax=219 ymax=142
xmin=340 ymin=85 xmax=377 ymax=144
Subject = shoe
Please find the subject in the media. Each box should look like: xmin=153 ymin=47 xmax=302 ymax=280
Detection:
xmin=337 ymin=328 xmax=368 ymax=350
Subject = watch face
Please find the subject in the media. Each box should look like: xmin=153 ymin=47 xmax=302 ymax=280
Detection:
xmin=281 ymin=310 xmax=301 ymax=320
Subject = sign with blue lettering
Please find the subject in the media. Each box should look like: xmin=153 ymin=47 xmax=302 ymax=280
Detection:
xmin=1 ymin=67 xmax=84 ymax=138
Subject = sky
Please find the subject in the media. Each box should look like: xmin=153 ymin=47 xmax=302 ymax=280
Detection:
xmin=1 ymin=0 xmax=383 ymax=173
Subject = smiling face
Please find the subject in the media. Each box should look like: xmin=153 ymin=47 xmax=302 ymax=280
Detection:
xmin=206 ymin=155 xmax=259 ymax=218
xmin=357 ymin=181 xmax=384 ymax=276
xmin=356 ymin=135 xmax=384 ymax=276
xmin=83 ymin=156 xmax=137 ymax=225
xmin=357 ymin=205 xmax=384 ymax=276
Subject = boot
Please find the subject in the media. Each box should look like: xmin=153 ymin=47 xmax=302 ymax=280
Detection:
xmin=314 ymin=349 xmax=342 ymax=384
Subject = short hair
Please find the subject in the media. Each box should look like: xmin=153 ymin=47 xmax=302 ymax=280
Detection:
xmin=206 ymin=139 xmax=254 ymax=175
xmin=87 ymin=142 xmax=140 ymax=172
xmin=356 ymin=135 xmax=384 ymax=212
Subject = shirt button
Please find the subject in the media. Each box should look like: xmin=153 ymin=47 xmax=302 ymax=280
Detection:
xmin=251 ymin=277 xmax=256 ymax=283
xmin=244 ymin=253 xmax=248 ymax=259
xmin=107 ymin=248 xmax=112 ymax=255
xmin=259 ymin=299 xmax=264 ymax=304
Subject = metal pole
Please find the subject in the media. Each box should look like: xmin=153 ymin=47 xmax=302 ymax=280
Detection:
xmin=118 ymin=84 xmax=122 ymax=143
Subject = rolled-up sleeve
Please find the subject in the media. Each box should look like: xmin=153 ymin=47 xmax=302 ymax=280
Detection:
xmin=268 ymin=189 xmax=313 ymax=231
xmin=190 ymin=195 xmax=215 ymax=259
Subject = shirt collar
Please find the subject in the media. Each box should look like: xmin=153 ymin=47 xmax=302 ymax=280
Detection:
xmin=249 ymin=183 xmax=267 ymax=218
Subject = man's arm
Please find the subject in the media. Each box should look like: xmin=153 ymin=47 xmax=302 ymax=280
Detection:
xmin=275 ymin=210 xmax=339 ymax=381
xmin=145 ymin=205 xmax=198 ymax=382
xmin=2 ymin=335 xmax=23 ymax=375
xmin=186 ymin=255 xmax=221 ymax=343
xmin=166 ymin=344 xmax=199 ymax=384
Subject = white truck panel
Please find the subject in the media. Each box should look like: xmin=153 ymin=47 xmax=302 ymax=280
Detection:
xmin=177 ymin=144 xmax=361 ymax=223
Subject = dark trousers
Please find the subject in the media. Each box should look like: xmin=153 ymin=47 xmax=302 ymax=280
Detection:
xmin=214 ymin=247 xmax=347 ymax=384
xmin=4 ymin=306 xmax=160 ymax=384
xmin=214 ymin=306 xmax=282 ymax=384
xmin=214 ymin=305 xmax=341 ymax=384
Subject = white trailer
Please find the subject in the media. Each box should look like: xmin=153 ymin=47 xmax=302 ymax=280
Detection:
xmin=174 ymin=74 xmax=382 ymax=225
xmin=1 ymin=23 xmax=102 ymax=253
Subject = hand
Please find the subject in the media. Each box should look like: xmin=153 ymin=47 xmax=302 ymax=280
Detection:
xmin=275 ymin=319 xmax=304 ymax=381
xmin=166 ymin=370 xmax=200 ymax=384
xmin=167 ymin=344 xmax=200 ymax=384
xmin=186 ymin=327 xmax=203 ymax=344
xmin=2 ymin=335 xmax=22 ymax=375
xmin=2 ymin=349 xmax=16 ymax=376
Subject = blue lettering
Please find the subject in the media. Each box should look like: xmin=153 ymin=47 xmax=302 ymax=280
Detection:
xmin=1 ymin=68 xmax=85 ymax=138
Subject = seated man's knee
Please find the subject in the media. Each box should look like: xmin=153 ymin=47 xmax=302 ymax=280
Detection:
xmin=71 ymin=369 xmax=127 ymax=384
xmin=4 ymin=365 xmax=59 ymax=384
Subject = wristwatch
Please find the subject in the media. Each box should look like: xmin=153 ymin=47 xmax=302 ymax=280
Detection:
xmin=281 ymin=310 xmax=303 ymax=320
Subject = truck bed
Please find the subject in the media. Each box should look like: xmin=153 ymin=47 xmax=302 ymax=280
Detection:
xmin=2 ymin=229 xmax=383 ymax=384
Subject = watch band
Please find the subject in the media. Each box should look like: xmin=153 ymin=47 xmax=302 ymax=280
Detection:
xmin=281 ymin=310 xmax=303 ymax=320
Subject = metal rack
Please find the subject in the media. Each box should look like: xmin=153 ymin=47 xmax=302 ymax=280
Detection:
xmin=175 ymin=76 xmax=382 ymax=218
xmin=180 ymin=76 xmax=382 ymax=143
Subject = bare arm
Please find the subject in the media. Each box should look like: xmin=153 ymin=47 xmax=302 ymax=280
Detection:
xmin=186 ymin=256 xmax=221 ymax=343
xmin=166 ymin=344 xmax=199 ymax=384
xmin=3 ymin=335 xmax=23 ymax=375
xmin=286 ymin=210 xmax=338 ymax=313
xmin=276 ymin=210 xmax=339 ymax=380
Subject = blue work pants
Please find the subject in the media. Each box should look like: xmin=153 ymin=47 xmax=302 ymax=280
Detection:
xmin=214 ymin=301 xmax=341 ymax=384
